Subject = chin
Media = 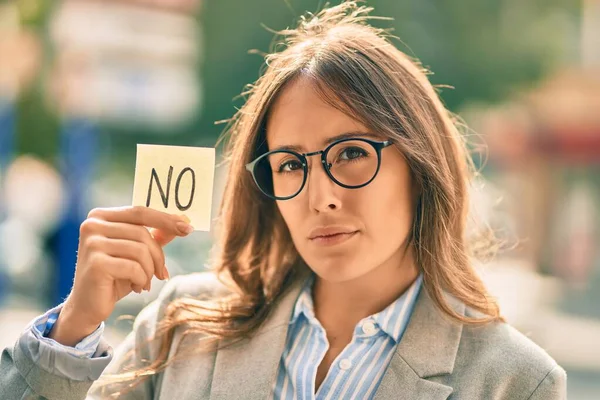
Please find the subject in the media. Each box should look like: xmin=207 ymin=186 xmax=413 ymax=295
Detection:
xmin=307 ymin=258 xmax=369 ymax=283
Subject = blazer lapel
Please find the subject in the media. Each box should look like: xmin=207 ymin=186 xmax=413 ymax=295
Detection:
xmin=210 ymin=270 xmax=464 ymax=400
xmin=209 ymin=271 xmax=307 ymax=400
xmin=374 ymin=288 xmax=465 ymax=400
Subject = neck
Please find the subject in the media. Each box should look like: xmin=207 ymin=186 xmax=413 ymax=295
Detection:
xmin=312 ymin=243 xmax=419 ymax=335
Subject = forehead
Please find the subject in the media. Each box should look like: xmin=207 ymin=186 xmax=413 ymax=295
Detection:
xmin=265 ymin=77 xmax=370 ymax=151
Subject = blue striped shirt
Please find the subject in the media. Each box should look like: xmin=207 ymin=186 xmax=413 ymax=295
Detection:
xmin=271 ymin=273 xmax=423 ymax=399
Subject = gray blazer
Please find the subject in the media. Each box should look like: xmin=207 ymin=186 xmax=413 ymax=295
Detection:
xmin=1 ymin=272 xmax=566 ymax=399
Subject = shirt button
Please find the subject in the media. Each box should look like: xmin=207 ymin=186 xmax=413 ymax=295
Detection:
xmin=362 ymin=321 xmax=377 ymax=336
xmin=339 ymin=359 xmax=353 ymax=370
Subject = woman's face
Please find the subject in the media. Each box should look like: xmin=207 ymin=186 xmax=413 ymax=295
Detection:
xmin=266 ymin=77 xmax=416 ymax=283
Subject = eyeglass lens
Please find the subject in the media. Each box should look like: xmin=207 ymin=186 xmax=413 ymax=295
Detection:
xmin=253 ymin=139 xmax=379 ymax=199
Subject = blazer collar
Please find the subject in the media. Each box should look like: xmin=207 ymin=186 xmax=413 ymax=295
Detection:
xmin=209 ymin=271 xmax=464 ymax=400
xmin=373 ymin=288 xmax=464 ymax=399
xmin=209 ymin=269 xmax=308 ymax=400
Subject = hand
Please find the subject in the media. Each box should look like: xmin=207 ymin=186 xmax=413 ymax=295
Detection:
xmin=48 ymin=206 xmax=193 ymax=346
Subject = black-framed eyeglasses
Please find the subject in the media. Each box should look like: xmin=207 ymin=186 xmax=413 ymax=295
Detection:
xmin=245 ymin=137 xmax=393 ymax=200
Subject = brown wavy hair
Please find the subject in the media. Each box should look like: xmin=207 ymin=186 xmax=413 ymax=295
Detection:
xmin=100 ymin=1 xmax=503 ymax=396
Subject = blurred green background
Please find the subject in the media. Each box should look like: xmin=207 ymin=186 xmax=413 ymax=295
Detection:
xmin=8 ymin=0 xmax=582 ymax=157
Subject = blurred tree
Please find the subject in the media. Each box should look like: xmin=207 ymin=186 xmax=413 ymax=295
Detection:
xmin=376 ymin=0 xmax=580 ymax=110
xmin=13 ymin=0 xmax=581 ymax=158
xmin=195 ymin=0 xmax=579 ymax=144
xmin=13 ymin=0 xmax=59 ymax=163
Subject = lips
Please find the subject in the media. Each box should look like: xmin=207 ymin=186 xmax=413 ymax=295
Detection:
xmin=308 ymin=226 xmax=358 ymax=240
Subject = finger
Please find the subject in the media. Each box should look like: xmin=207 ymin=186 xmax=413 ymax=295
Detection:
xmin=151 ymin=213 xmax=192 ymax=247
xmin=88 ymin=206 xmax=193 ymax=237
xmin=101 ymin=255 xmax=147 ymax=288
xmin=147 ymin=228 xmax=173 ymax=280
xmin=90 ymin=237 xmax=154 ymax=289
xmin=149 ymin=227 xmax=177 ymax=248
xmin=131 ymin=283 xmax=144 ymax=294
xmin=85 ymin=218 xmax=167 ymax=280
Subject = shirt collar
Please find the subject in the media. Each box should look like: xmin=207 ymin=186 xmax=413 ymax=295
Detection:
xmin=289 ymin=272 xmax=423 ymax=343
xmin=372 ymin=273 xmax=423 ymax=342
xmin=289 ymin=273 xmax=318 ymax=325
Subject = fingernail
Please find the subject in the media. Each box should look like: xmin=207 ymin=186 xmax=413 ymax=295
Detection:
xmin=176 ymin=222 xmax=194 ymax=235
xmin=163 ymin=266 xmax=170 ymax=280
xmin=179 ymin=214 xmax=191 ymax=224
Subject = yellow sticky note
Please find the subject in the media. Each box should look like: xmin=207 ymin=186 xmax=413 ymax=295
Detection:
xmin=132 ymin=144 xmax=215 ymax=231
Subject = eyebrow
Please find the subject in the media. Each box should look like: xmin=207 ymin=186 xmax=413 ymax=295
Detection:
xmin=269 ymin=131 xmax=383 ymax=153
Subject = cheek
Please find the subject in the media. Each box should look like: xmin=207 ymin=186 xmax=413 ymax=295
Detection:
xmin=363 ymin=172 xmax=415 ymax=240
xmin=276 ymin=201 xmax=302 ymax=237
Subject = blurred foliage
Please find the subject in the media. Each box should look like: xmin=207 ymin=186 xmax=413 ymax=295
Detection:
xmin=198 ymin=0 xmax=579 ymax=139
xmin=10 ymin=0 xmax=58 ymax=163
xmin=9 ymin=0 xmax=581 ymax=161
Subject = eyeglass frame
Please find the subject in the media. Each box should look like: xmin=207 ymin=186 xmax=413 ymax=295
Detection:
xmin=245 ymin=137 xmax=393 ymax=200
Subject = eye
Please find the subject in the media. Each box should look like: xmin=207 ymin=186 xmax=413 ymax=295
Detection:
xmin=339 ymin=146 xmax=368 ymax=161
xmin=278 ymin=159 xmax=303 ymax=172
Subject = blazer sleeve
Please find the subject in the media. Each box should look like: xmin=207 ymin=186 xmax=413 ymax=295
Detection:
xmin=527 ymin=365 xmax=567 ymax=400
xmin=0 ymin=273 xmax=220 ymax=400
xmin=0 ymin=326 xmax=113 ymax=400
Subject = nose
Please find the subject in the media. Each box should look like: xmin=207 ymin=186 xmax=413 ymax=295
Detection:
xmin=306 ymin=158 xmax=342 ymax=213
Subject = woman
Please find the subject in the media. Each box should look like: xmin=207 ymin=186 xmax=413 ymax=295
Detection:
xmin=1 ymin=2 xmax=565 ymax=399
